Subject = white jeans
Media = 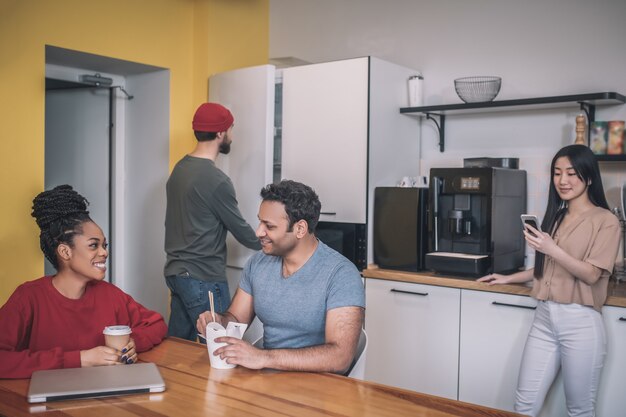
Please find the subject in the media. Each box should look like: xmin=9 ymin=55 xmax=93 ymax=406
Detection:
xmin=515 ymin=301 xmax=606 ymax=417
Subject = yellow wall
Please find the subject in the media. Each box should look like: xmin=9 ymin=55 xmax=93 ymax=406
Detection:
xmin=0 ymin=0 xmax=269 ymax=305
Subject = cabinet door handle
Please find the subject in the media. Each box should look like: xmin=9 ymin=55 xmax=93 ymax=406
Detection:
xmin=619 ymin=317 xmax=626 ymax=322
xmin=320 ymin=212 xmax=337 ymax=215
xmin=390 ymin=289 xmax=428 ymax=296
xmin=492 ymin=301 xmax=536 ymax=310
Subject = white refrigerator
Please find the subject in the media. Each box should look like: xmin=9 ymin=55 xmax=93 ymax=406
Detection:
xmin=208 ymin=65 xmax=276 ymax=276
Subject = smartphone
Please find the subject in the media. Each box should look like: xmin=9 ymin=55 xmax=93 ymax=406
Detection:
xmin=520 ymin=214 xmax=541 ymax=236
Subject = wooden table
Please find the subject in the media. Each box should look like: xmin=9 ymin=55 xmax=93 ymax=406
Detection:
xmin=0 ymin=338 xmax=523 ymax=417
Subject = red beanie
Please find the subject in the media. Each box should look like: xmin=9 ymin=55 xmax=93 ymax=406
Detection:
xmin=192 ymin=103 xmax=234 ymax=132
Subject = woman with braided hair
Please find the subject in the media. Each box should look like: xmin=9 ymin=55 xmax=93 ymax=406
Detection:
xmin=0 ymin=185 xmax=167 ymax=379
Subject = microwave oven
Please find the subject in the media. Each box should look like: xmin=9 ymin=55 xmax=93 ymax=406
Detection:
xmin=315 ymin=221 xmax=367 ymax=271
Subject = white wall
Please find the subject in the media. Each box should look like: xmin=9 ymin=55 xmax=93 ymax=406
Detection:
xmin=121 ymin=70 xmax=170 ymax=318
xmin=270 ymin=0 xmax=626 ymax=266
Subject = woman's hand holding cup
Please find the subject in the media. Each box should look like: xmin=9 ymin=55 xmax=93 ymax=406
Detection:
xmin=102 ymin=325 xmax=135 ymax=364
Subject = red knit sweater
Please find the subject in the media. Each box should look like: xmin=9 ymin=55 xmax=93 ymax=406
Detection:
xmin=0 ymin=276 xmax=167 ymax=379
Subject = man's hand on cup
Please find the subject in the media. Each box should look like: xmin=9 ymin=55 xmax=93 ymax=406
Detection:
xmin=213 ymin=337 xmax=267 ymax=369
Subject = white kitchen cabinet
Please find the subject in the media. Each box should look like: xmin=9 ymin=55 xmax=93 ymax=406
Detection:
xmin=364 ymin=280 xmax=568 ymax=414
xmin=458 ymin=289 xmax=567 ymax=417
xmin=281 ymin=57 xmax=420 ymax=263
xmin=364 ymin=276 xmax=626 ymax=415
xmin=364 ymin=278 xmax=460 ymax=399
xmin=458 ymin=290 xmax=538 ymax=411
xmin=459 ymin=288 xmax=626 ymax=417
xmin=281 ymin=58 xmax=368 ymax=223
xmin=597 ymin=305 xmax=626 ymax=417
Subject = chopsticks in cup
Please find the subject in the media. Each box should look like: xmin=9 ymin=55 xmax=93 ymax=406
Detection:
xmin=208 ymin=290 xmax=216 ymax=323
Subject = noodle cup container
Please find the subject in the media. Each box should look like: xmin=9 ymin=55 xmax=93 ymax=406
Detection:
xmin=206 ymin=322 xmax=234 ymax=369
xmin=204 ymin=322 xmax=248 ymax=369
xmin=103 ymin=325 xmax=132 ymax=351
xmin=207 ymin=338 xmax=235 ymax=369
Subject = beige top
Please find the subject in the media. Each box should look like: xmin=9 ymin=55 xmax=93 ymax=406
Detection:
xmin=531 ymin=206 xmax=621 ymax=311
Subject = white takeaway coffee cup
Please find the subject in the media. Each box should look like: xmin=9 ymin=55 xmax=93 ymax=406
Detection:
xmin=103 ymin=325 xmax=132 ymax=352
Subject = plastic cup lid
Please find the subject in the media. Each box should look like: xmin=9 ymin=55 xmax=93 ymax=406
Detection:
xmin=103 ymin=325 xmax=132 ymax=336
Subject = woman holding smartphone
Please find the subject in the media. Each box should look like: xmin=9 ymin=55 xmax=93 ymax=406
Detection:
xmin=478 ymin=144 xmax=620 ymax=417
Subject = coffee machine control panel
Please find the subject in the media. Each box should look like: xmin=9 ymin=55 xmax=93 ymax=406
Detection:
xmin=460 ymin=177 xmax=481 ymax=190
xmin=441 ymin=174 xmax=489 ymax=194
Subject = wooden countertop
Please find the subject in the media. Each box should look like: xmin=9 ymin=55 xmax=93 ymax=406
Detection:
xmin=362 ymin=267 xmax=626 ymax=308
xmin=0 ymin=338 xmax=523 ymax=417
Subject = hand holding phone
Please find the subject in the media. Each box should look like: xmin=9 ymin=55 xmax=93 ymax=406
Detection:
xmin=520 ymin=214 xmax=541 ymax=237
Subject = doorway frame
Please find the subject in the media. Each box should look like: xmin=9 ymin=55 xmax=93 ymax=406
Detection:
xmin=44 ymin=46 xmax=171 ymax=318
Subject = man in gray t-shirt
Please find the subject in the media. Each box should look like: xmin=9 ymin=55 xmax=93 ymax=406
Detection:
xmin=198 ymin=180 xmax=365 ymax=374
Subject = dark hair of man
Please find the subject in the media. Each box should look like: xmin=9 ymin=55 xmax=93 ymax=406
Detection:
xmin=260 ymin=180 xmax=321 ymax=233
xmin=194 ymin=131 xmax=218 ymax=141
xmin=534 ymin=144 xmax=609 ymax=277
xmin=31 ymin=185 xmax=92 ymax=270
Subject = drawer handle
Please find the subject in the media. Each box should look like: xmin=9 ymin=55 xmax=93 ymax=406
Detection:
xmin=320 ymin=212 xmax=337 ymax=215
xmin=390 ymin=289 xmax=428 ymax=296
xmin=619 ymin=317 xmax=626 ymax=322
xmin=492 ymin=301 xmax=536 ymax=310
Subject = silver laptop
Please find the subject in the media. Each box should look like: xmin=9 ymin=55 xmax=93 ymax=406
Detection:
xmin=27 ymin=362 xmax=165 ymax=403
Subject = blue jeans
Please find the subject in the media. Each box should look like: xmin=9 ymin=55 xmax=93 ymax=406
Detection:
xmin=165 ymin=273 xmax=231 ymax=342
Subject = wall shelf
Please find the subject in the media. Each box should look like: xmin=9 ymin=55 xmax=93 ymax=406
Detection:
xmin=596 ymin=154 xmax=626 ymax=162
xmin=400 ymin=92 xmax=626 ymax=152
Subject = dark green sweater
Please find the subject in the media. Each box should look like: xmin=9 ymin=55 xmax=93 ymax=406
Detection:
xmin=164 ymin=155 xmax=260 ymax=281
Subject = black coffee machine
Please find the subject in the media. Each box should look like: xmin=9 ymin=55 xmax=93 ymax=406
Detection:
xmin=425 ymin=166 xmax=527 ymax=276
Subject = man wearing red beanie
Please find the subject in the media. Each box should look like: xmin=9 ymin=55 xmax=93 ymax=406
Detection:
xmin=164 ymin=103 xmax=261 ymax=341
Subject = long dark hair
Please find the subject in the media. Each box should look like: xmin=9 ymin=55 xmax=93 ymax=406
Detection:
xmin=534 ymin=145 xmax=609 ymax=277
xmin=31 ymin=185 xmax=92 ymax=269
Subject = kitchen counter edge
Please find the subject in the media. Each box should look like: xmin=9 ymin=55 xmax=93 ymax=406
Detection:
xmin=362 ymin=268 xmax=626 ymax=308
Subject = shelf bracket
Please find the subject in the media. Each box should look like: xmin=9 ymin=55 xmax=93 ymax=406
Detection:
xmin=578 ymin=101 xmax=596 ymax=144
xmin=425 ymin=113 xmax=446 ymax=152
